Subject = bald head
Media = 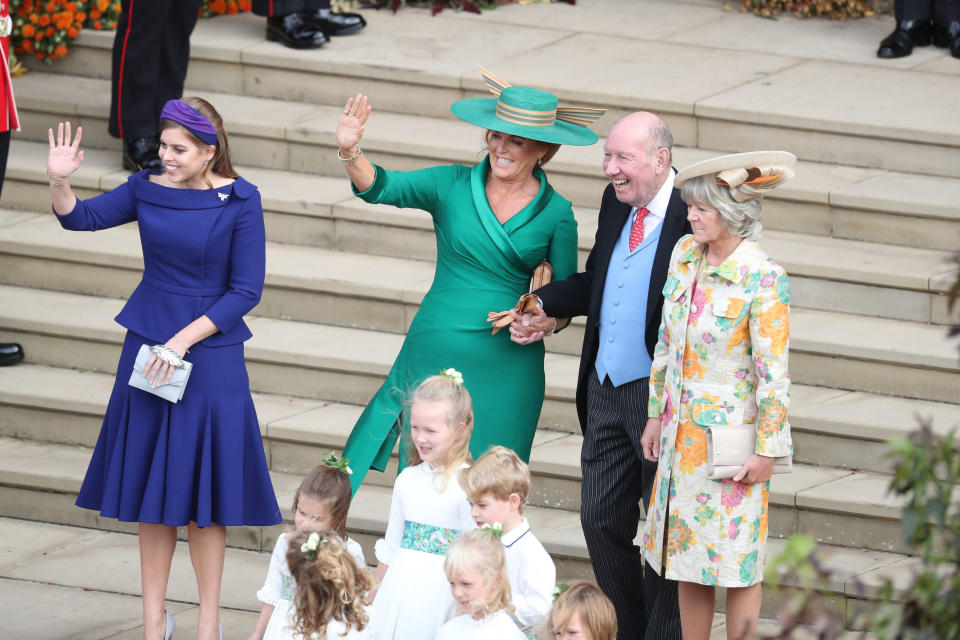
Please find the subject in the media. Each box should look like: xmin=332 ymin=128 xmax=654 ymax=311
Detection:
xmin=610 ymin=112 xmax=673 ymax=162
xmin=602 ymin=112 xmax=674 ymax=208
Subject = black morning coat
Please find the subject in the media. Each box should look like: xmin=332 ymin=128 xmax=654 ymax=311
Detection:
xmin=534 ymin=179 xmax=693 ymax=431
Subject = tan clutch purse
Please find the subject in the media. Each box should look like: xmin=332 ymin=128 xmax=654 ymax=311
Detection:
xmin=487 ymin=261 xmax=553 ymax=335
xmin=706 ymin=423 xmax=792 ymax=480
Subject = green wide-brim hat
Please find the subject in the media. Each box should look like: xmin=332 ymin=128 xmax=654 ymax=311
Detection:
xmin=450 ymin=68 xmax=606 ymax=147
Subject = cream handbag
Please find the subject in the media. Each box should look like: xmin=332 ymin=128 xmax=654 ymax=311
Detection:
xmin=706 ymin=423 xmax=792 ymax=480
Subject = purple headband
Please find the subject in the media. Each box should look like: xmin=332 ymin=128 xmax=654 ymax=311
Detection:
xmin=160 ymin=99 xmax=219 ymax=145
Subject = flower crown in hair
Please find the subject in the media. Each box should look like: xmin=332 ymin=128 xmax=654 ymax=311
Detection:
xmin=440 ymin=368 xmax=464 ymax=385
xmin=480 ymin=522 xmax=503 ymax=538
xmin=301 ymin=531 xmax=326 ymax=560
xmin=322 ymin=451 xmax=353 ymax=475
xmin=552 ymin=583 xmax=570 ymax=602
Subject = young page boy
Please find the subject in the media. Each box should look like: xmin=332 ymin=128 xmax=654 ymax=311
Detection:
xmin=460 ymin=446 xmax=556 ymax=635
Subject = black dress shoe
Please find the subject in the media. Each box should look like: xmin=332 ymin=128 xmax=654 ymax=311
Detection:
xmin=932 ymin=20 xmax=960 ymax=57
xmin=0 ymin=343 xmax=24 ymax=366
xmin=877 ymin=19 xmax=932 ymax=58
xmin=266 ymin=12 xmax=328 ymax=49
xmin=122 ymin=137 xmax=163 ymax=173
xmin=309 ymin=8 xmax=366 ymax=37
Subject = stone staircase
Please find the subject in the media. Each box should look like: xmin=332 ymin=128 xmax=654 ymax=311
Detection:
xmin=2 ymin=1 xmax=959 ymax=632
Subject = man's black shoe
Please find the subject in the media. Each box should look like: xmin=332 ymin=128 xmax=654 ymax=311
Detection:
xmin=932 ymin=20 xmax=960 ymax=58
xmin=0 ymin=343 xmax=24 ymax=366
xmin=309 ymin=8 xmax=366 ymax=37
xmin=266 ymin=12 xmax=328 ymax=49
xmin=122 ymin=137 xmax=163 ymax=173
xmin=877 ymin=19 xmax=932 ymax=58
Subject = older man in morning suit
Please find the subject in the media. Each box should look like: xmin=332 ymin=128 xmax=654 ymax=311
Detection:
xmin=511 ymin=112 xmax=690 ymax=640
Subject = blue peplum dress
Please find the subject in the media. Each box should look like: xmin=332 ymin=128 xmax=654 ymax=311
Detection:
xmin=58 ymin=170 xmax=281 ymax=528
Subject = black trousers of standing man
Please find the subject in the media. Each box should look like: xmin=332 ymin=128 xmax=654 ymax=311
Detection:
xmin=109 ymin=0 xmax=202 ymax=141
xmin=896 ymin=0 xmax=960 ymax=22
xmin=251 ymin=0 xmax=330 ymax=16
xmin=582 ymin=371 xmax=681 ymax=640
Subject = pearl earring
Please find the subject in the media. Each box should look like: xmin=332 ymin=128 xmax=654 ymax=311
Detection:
xmin=537 ymin=158 xmax=543 ymax=166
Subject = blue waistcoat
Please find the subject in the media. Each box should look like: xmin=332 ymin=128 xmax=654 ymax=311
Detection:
xmin=595 ymin=212 xmax=663 ymax=386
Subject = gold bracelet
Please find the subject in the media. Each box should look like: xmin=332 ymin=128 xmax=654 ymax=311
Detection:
xmin=46 ymin=168 xmax=68 ymax=187
xmin=338 ymin=146 xmax=362 ymax=165
xmin=546 ymin=317 xmax=558 ymax=336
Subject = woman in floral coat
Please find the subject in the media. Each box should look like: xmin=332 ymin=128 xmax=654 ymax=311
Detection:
xmin=639 ymin=151 xmax=796 ymax=640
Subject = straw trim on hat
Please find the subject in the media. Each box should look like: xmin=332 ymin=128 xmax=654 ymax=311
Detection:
xmin=449 ymin=67 xmax=606 ymax=146
xmin=675 ymin=151 xmax=797 ymax=202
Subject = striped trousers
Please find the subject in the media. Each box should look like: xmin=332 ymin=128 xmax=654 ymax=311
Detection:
xmin=582 ymin=371 xmax=681 ymax=640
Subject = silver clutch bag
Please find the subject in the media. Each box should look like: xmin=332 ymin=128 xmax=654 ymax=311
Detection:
xmin=706 ymin=423 xmax=792 ymax=480
xmin=128 ymin=344 xmax=193 ymax=403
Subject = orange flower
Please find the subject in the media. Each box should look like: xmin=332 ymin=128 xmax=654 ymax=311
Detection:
xmin=55 ymin=44 xmax=68 ymax=58
xmin=23 ymin=39 xmax=35 ymax=52
xmin=756 ymin=393 xmax=788 ymax=447
xmin=724 ymin=315 xmax=748 ymax=354
xmin=45 ymin=1 xmax=57 ymax=12
xmin=29 ymin=14 xmax=39 ymax=24
xmin=681 ymin=342 xmax=705 ymax=380
xmin=67 ymin=27 xmax=78 ymax=37
xmin=22 ymin=24 xmax=36 ymax=37
xmin=45 ymin=26 xmax=55 ymax=36
xmin=758 ymin=302 xmax=789 ymax=357
xmin=98 ymin=0 xmax=109 ymax=9
xmin=36 ymin=51 xmax=45 ymax=59
xmin=93 ymin=20 xmax=102 ymax=29
xmin=39 ymin=14 xmax=50 ymax=26
xmin=675 ymin=422 xmax=708 ymax=474
xmin=90 ymin=9 xmax=101 ymax=18
xmin=75 ymin=11 xmax=86 ymax=21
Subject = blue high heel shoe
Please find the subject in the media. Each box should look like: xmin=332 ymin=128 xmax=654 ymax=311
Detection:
xmin=164 ymin=610 xmax=175 ymax=640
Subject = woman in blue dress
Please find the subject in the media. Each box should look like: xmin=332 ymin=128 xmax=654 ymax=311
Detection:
xmin=47 ymin=98 xmax=281 ymax=640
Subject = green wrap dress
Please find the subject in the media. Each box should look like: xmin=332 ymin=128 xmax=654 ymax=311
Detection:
xmin=343 ymin=158 xmax=578 ymax=491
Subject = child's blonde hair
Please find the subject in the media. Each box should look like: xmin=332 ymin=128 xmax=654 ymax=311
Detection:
xmin=548 ymin=581 xmax=617 ymax=640
xmin=285 ymin=530 xmax=373 ymax=639
xmin=459 ymin=445 xmax=531 ymax=514
xmin=444 ymin=528 xmax=514 ymax=619
xmin=407 ymin=373 xmax=474 ymax=489
xmin=292 ymin=463 xmax=352 ymax=539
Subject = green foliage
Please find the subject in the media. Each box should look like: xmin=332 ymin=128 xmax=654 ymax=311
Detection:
xmin=763 ymin=535 xmax=847 ymax=639
xmin=767 ymin=423 xmax=960 ymax=640
xmin=870 ymin=423 xmax=960 ymax=640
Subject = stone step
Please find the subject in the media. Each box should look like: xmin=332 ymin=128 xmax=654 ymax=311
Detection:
xmin=0 ymin=364 xmax=581 ymax=510
xmin=0 ymin=433 xmax=919 ymax=561
xmin=0 ymin=515 xmax=920 ymax=636
xmin=9 ymin=79 xmax=960 ymax=253
xmin=1 ymin=284 xmax=958 ymax=420
xmin=23 ymin=7 xmax=960 ymax=180
xmin=1 ymin=202 xmax=953 ymax=336
xmin=3 ymin=362 xmax=958 ymax=502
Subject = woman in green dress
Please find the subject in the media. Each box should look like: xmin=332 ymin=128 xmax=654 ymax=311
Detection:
xmin=337 ymin=73 xmax=605 ymax=491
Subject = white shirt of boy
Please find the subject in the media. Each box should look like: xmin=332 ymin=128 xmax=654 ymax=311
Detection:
xmin=502 ymin=517 xmax=556 ymax=629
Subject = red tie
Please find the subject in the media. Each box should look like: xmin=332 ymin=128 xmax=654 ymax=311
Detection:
xmin=629 ymin=207 xmax=650 ymax=252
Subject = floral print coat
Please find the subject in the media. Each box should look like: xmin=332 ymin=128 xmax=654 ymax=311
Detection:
xmin=641 ymin=235 xmax=792 ymax=587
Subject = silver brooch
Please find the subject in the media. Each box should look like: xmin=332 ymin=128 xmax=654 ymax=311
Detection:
xmin=217 ymin=192 xmax=228 ymax=202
